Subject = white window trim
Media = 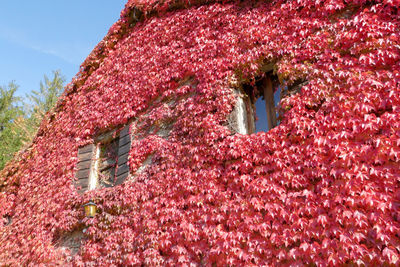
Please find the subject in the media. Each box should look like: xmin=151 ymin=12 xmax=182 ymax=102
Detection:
xmin=88 ymin=145 xmax=100 ymax=191
xmin=235 ymin=95 xmax=249 ymax=134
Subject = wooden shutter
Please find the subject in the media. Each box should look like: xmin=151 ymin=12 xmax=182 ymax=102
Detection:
xmin=262 ymin=76 xmax=277 ymax=130
xmin=115 ymin=125 xmax=131 ymax=185
xmin=98 ymin=139 xmax=119 ymax=188
xmin=75 ymin=144 xmax=95 ymax=194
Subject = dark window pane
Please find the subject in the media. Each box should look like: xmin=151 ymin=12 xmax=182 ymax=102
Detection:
xmin=255 ymin=97 xmax=268 ymax=132
xmin=274 ymin=85 xmax=282 ymax=106
xmin=255 ymin=83 xmax=282 ymax=132
xmin=274 ymin=85 xmax=283 ymax=126
xmin=99 ymin=138 xmax=119 ymax=187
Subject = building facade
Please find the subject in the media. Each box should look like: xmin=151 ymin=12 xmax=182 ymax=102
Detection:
xmin=1 ymin=0 xmax=399 ymax=265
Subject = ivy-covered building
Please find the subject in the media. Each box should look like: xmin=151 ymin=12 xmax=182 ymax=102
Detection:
xmin=1 ymin=0 xmax=399 ymax=265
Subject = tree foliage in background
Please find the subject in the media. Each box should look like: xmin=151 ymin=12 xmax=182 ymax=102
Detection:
xmin=19 ymin=70 xmax=66 ymax=144
xmin=0 ymin=82 xmax=23 ymax=169
xmin=0 ymin=71 xmax=65 ymax=170
xmin=29 ymin=70 xmax=65 ymax=125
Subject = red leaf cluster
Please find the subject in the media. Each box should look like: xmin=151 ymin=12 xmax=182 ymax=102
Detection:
xmin=1 ymin=0 xmax=399 ymax=265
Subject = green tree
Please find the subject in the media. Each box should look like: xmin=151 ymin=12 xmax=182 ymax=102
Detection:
xmin=0 ymin=71 xmax=65 ymax=170
xmin=27 ymin=70 xmax=65 ymax=129
xmin=0 ymin=82 xmax=23 ymax=169
xmin=15 ymin=70 xmax=66 ymax=147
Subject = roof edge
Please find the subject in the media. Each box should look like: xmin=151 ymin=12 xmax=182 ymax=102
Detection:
xmin=56 ymin=0 xmax=236 ymax=107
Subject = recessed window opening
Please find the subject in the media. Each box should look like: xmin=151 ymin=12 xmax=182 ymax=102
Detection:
xmin=242 ymin=74 xmax=283 ymax=133
xmin=98 ymin=138 xmax=119 ymax=188
xmin=87 ymin=135 xmax=120 ymax=190
xmin=76 ymin=124 xmax=132 ymax=194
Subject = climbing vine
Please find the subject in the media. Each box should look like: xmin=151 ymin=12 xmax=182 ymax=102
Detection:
xmin=1 ymin=0 xmax=399 ymax=265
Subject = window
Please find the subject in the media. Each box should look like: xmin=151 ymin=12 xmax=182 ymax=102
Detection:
xmin=97 ymin=138 xmax=119 ymax=188
xmin=246 ymin=75 xmax=282 ymax=133
xmin=230 ymin=73 xmax=283 ymax=134
xmin=75 ymin=124 xmax=131 ymax=194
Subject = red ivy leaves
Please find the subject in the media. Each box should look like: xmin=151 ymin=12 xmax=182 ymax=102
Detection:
xmin=1 ymin=0 xmax=400 ymax=266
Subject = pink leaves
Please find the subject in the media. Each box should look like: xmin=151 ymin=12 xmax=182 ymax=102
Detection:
xmin=317 ymin=215 xmax=328 ymax=228
xmin=383 ymin=247 xmax=399 ymax=265
xmin=2 ymin=0 xmax=400 ymax=265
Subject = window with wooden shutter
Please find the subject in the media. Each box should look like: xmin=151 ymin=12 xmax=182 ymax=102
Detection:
xmin=115 ymin=124 xmax=131 ymax=185
xmin=98 ymin=138 xmax=119 ymax=188
xmin=75 ymin=144 xmax=96 ymax=194
xmin=230 ymin=73 xmax=283 ymax=134
xmin=75 ymin=124 xmax=132 ymax=193
xmin=250 ymin=75 xmax=282 ymax=133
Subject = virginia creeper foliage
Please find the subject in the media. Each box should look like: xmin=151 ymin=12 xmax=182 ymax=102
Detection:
xmin=1 ymin=0 xmax=400 ymax=265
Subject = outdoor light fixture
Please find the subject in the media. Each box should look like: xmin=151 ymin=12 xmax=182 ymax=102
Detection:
xmin=83 ymin=201 xmax=97 ymax=218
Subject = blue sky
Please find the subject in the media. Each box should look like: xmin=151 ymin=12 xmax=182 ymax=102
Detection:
xmin=0 ymin=1 xmax=126 ymax=97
